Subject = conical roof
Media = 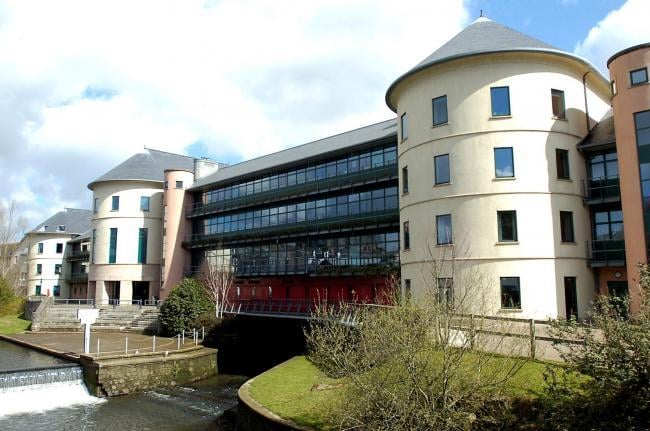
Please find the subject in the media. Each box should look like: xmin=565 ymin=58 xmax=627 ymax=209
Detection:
xmin=386 ymin=17 xmax=603 ymax=111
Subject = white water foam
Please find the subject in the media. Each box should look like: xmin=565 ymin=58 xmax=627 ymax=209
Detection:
xmin=0 ymin=380 xmax=105 ymax=417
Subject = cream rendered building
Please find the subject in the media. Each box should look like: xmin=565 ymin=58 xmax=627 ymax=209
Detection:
xmin=20 ymin=208 xmax=92 ymax=298
xmin=386 ymin=18 xmax=611 ymax=319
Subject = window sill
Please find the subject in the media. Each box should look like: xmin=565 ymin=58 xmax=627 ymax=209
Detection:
xmin=498 ymin=308 xmax=522 ymax=313
xmin=561 ymin=241 xmax=577 ymax=245
xmin=556 ymin=178 xmax=572 ymax=182
xmin=436 ymin=243 xmax=454 ymax=247
xmin=400 ymin=138 xmax=408 ymax=144
xmin=495 ymin=241 xmax=519 ymax=246
xmin=551 ymin=116 xmax=568 ymax=122
xmin=493 ymin=177 xmax=516 ymax=181
xmin=431 ymin=122 xmax=449 ymax=129
xmin=489 ymin=115 xmax=512 ymax=120
xmin=402 ymin=192 xmax=409 ymax=197
xmin=630 ymin=81 xmax=649 ymax=88
xmin=433 ymin=182 xmax=451 ymax=188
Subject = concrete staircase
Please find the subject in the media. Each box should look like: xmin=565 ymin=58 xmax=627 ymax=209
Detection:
xmin=34 ymin=304 xmax=161 ymax=334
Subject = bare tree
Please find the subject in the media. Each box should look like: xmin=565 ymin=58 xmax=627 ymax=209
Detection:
xmin=0 ymin=201 xmax=26 ymax=291
xmin=199 ymin=261 xmax=234 ymax=319
xmin=306 ymin=239 xmax=529 ymax=430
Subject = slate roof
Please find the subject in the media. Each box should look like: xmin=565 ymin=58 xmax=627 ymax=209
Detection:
xmin=67 ymin=230 xmax=92 ymax=243
xmin=88 ymin=148 xmax=195 ymax=190
xmin=190 ymin=119 xmax=398 ymax=190
xmin=386 ymin=17 xmax=606 ymax=111
xmin=578 ymin=112 xmax=616 ymax=151
xmin=29 ymin=208 xmax=92 ymax=235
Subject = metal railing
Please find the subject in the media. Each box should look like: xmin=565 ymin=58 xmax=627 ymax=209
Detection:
xmin=582 ymin=177 xmax=620 ymax=203
xmin=53 ymin=298 xmax=95 ymax=307
xmin=66 ymin=250 xmax=90 ymax=262
xmin=91 ymin=328 xmax=205 ymax=358
xmin=587 ymin=239 xmax=626 ymax=266
xmin=65 ymin=272 xmax=88 ymax=283
xmin=188 ymin=164 xmax=397 ymax=218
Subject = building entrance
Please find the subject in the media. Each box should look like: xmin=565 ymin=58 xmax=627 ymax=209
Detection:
xmin=133 ymin=281 xmax=150 ymax=302
xmin=108 ymin=281 xmax=121 ymax=301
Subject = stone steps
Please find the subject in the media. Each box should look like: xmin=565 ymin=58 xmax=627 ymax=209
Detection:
xmin=34 ymin=304 xmax=161 ymax=334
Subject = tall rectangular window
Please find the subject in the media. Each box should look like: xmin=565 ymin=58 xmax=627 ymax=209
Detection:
xmin=56 ymin=243 xmax=63 ymax=254
xmin=636 ymin=110 xmax=650 ymax=147
xmin=630 ymin=68 xmax=648 ymax=86
xmin=432 ymin=95 xmax=448 ymax=126
xmin=93 ymin=197 xmax=98 ymax=213
xmin=636 ymin=110 xmax=650 ymax=256
xmin=91 ymin=229 xmax=96 ymax=264
xmin=437 ymin=278 xmax=453 ymax=305
xmin=140 ymin=196 xmax=150 ymax=212
xmin=500 ymin=277 xmax=521 ymax=309
xmin=138 ymin=228 xmax=148 ymax=264
xmin=402 ymin=166 xmax=409 ymax=194
xmin=556 ymin=149 xmax=570 ymax=179
xmin=560 ymin=211 xmax=575 ymax=242
xmin=109 ymin=228 xmax=118 ymax=264
xmin=490 ymin=86 xmax=510 ymax=117
xmin=403 ymin=221 xmax=410 ymax=250
xmin=494 ymin=147 xmax=514 ymax=178
xmin=54 ymin=264 xmax=62 ymax=275
xmin=400 ymin=113 xmax=408 ymax=141
xmin=434 ymin=154 xmax=450 ymax=185
xmin=53 ymin=285 xmax=61 ymax=297
xmin=35 ymin=285 xmax=41 ymax=295
xmin=36 ymin=263 xmax=42 ymax=275
xmin=436 ymin=214 xmax=452 ymax=245
xmin=497 ymin=211 xmax=518 ymax=242
xmin=37 ymin=243 xmax=43 ymax=254
xmin=551 ymin=89 xmax=566 ymax=119
xmin=111 ymin=196 xmax=120 ymax=211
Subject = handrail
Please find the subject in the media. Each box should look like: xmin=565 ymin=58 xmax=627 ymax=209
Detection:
xmin=53 ymin=298 xmax=95 ymax=307
xmin=587 ymin=239 xmax=625 ymax=265
xmin=582 ymin=176 xmax=620 ymax=202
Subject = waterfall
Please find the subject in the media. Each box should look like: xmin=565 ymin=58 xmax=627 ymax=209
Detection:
xmin=0 ymin=364 xmax=104 ymax=417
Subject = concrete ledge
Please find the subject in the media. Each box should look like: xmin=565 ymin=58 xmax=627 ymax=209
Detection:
xmin=0 ymin=334 xmax=79 ymax=363
xmin=237 ymin=358 xmax=315 ymax=431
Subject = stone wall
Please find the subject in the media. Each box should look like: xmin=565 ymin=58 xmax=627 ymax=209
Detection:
xmin=80 ymin=347 xmax=217 ymax=397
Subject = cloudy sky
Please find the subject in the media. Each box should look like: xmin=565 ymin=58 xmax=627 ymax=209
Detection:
xmin=0 ymin=0 xmax=648 ymax=230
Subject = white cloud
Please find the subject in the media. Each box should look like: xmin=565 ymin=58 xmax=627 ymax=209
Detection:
xmin=574 ymin=0 xmax=650 ymax=74
xmin=0 ymin=0 xmax=469 ymax=228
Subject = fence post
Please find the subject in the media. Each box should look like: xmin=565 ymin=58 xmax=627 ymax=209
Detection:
xmin=202 ymin=326 xmax=205 ymax=341
xmin=529 ymin=319 xmax=536 ymax=359
xmin=97 ymin=338 xmax=100 ymax=355
xmin=152 ymin=335 xmax=156 ymax=353
xmin=182 ymin=331 xmax=185 ymax=345
xmin=177 ymin=335 xmax=180 ymax=350
xmin=469 ymin=314 xmax=475 ymax=349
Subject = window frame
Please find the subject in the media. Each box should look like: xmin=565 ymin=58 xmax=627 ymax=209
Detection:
xmin=403 ymin=221 xmax=410 ymax=250
xmin=560 ymin=211 xmax=575 ymax=243
xmin=432 ymin=95 xmax=448 ymax=126
xmin=630 ymin=67 xmax=648 ymax=86
xmin=400 ymin=113 xmax=408 ymax=141
xmin=140 ymin=196 xmax=150 ymax=212
xmin=56 ymin=243 xmax=63 ymax=254
xmin=138 ymin=228 xmax=148 ymax=264
xmin=109 ymin=227 xmax=118 ymax=264
xmin=36 ymin=263 xmax=42 ymax=275
xmin=37 ymin=242 xmax=43 ymax=254
xmin=500 ymin=277 xmax=521 ymax=310
xmin=402 ymin=166 xmax=409 ymax=194
xmin=434 ymin=154 xmax=450 ymax=185
xmin=494 ymin=147 xmax=515 ymax=178
xmin=436 ymin=214 xmax=453 ymax=245
xmin=497 ymin=210 xmax=518 ymax=242
xmin=111 ymin=195 xmax=120 ymax=211
xmin=551 ymin=89 xmax=566 ymax=119
xmin=54 ymin=264 xmax=62 ymax=275
xmin=490 ymin=86 xmax=511 ymax=117
xmin=556 ymin=149 xmax=571 ymax=180
xmin=175 ymin=180 xmax=184 ymax=189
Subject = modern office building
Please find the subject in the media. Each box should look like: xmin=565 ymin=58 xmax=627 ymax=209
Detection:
xmin=19 ymin=208 xmax=92 ymax=298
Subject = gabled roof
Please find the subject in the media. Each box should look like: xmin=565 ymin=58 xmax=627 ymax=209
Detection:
xmin=386 ymin=17 xmax=607 ymax=111
xmin=578 ymin=112 xmax=616 ymax=151
xmin=190 ymin=119 xmax=398 ymax=190
xmin=29 ymin=208 xmax=92 ymax=235
xmin=88 ymin=148 xmax=195 ymax=190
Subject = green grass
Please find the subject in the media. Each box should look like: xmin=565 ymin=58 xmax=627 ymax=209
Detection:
xmin=248 ymin=355 xmax=564 ymax=430
xmin=0 ymin=314 xmax=31 ymax=334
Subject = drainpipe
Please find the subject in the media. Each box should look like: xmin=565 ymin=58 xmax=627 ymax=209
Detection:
xmin=582 ymin=71 xmax=591 ymax=132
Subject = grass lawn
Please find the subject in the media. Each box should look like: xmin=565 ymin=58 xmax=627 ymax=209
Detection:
xmin=248 ymin=355 xmax=562 ymax=430
xmin=0 ymin=314 xmax=31 ymax=334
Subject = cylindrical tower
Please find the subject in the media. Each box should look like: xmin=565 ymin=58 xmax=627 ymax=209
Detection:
xmin=386 ymin=18 xmax=611 ymax=319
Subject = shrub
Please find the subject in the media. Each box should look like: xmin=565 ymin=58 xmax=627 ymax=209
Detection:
xmin=160 ymin=278 xmax=213 ymax=336
xmin=0 ymin=278 xmax=23 ymax=316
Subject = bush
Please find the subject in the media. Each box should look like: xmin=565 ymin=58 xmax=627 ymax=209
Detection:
xmin=0 ymin=278 xmax=23 ymax=316
xmin=160 ymin=278 xmax=213 ymax=336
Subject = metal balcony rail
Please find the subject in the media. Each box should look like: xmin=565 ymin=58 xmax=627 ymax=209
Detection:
xmin=587 ymin=239 xmax=625 ymax=266
xmin=65 ymin=272 xmax=89 ymax=283
xmin=142 ymin=299 xmax=164 ymax=307
xmin=581 ymin=176 xmax=620 ymax=203
xmin=66 ymin=250 xmax=90 ymax=261
xmin=53 ymin=298 xmax=96 ymax=307
xmin=185 ymin=210 xmax=398 ymax=247
xmin=222 ymin=299 xmax=380 ymax=321
xmin=188 ymin=164 xmax=397 ymax=217
xmin=107 ymin=299 xmax=146 ymax=308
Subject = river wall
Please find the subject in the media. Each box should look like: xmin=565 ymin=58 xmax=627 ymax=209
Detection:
xmin=80 ymin=347 xmax=218 ymax=396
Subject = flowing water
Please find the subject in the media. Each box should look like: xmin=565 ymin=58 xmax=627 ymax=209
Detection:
xmin=0 ymin=340 xmax=246 ymax=430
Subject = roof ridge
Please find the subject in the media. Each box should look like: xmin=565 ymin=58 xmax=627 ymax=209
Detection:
xmin=143 ymin=147 xmax=196 ymax=160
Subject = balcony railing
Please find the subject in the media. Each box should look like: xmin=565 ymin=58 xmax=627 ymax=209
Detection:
xmin=587 ymin=239 xmax=625 ymax=267
xmin=183 ymin=253 xmax=400 ymax=278
xmin=582 ymin=176 xmax=620 ymax=204
xmin=65 ymin=272 xmax=89 ymax=283
xmin=185 ymin=210 xmax=398 ymax=248
xmin=66 ymin=250 xmax=90 ymax=262
xmin=188 ymin=164 xmax=397 ymax=218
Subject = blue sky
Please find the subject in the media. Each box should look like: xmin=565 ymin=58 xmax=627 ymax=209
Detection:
xmin=0 ymin=0 xmax=648 ymax=229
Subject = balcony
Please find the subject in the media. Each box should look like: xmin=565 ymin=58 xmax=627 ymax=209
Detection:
xmin=582 ymin=176 xmax=620 ymax=205
xmin=185 ymin=210 xmax=398 ymax=248
xmin=188 ymin=164 xmax=397 ymax=218
xmin=587 ymin=240 xmax=625 ymax=267
xmin=66 ymin=250 xmax=90 ymax=262
xmin=66 ymin=272 xmax=89 ymax=283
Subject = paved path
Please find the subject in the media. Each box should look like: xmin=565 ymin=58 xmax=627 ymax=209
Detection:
xmin=10 ymin=332 xmax=199 ymax=357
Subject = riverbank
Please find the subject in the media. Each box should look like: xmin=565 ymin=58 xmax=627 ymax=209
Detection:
xmin=242 ymin=355 xmax=561 ymax=430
